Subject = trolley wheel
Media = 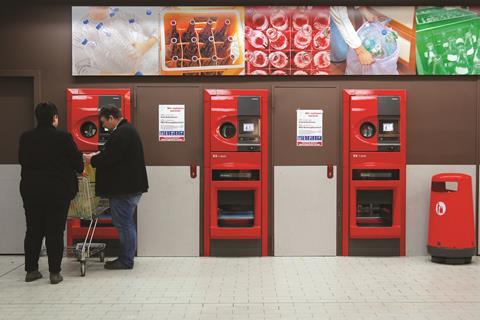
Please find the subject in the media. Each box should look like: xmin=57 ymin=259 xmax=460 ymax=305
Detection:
xmin=99 ymin=251 xmax=105 ymax=262
xmin=80 ymin=261 xmax=86 ymax=277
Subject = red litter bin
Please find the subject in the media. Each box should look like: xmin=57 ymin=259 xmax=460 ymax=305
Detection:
xmin=428 ymin=173 xmax=476 ymax=264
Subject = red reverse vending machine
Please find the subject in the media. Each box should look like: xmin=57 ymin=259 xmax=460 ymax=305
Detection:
xmin=342 ymin=89 xmax=407 ymax=256
xmin=204 ymin=89 xmax=269 ymax=256
xmin=66 ymin=88 xmax=131 ymax=249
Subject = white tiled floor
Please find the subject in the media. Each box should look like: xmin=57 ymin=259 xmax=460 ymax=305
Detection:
xmin=0 ymin=256 xmax=479 ymax=319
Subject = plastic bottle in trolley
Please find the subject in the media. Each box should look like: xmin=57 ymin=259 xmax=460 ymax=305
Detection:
xmin=294 ymin=25 xmax=313 ymax=50
xmin=214 ymin=19 xmax=231 ymax=42
xmin=266 ymin=28 xmax=288 ymax=51
xmin=245 ymin=26 xmax=269 ymax=49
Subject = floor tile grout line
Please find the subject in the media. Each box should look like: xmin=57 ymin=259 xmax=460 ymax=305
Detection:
xmin=0 ymin=263 xmax=24 ymax=278
xmin=1 ymin=301 xmax=480 ymax=306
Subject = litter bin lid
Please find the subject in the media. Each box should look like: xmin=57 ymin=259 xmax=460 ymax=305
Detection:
xmin=432 ymin=173 xmax=471 ymax=182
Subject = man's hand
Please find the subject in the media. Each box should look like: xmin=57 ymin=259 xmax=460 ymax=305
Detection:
xmin=83 ymin=152 xmax=99 ymax=166
xmin=354 ymin=46 xmax=375 ymax=65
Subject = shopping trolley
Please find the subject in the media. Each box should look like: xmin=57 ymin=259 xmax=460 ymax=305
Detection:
xmin=68 ymin=175 xmax=109 ymax=276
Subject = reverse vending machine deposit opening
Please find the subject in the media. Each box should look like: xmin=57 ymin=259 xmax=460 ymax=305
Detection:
xmin=204 ymin=89 xmax=269 ymax=256
xmin=343 ymin=89 xmax=407 ymax=256
xmin=66 ymin=88 xmax=131 ymax=252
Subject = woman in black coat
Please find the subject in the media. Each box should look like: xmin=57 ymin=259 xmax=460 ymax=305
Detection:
xmin=19 ymin=102 xmax=83 ymax=284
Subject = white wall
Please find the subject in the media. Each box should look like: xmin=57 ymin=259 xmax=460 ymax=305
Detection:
xmin=137 ymin=166 xmax=200 ymax=256
xmin=0 ymin=165 xmax=25 ymax=254
xmin=274 ymin=166 xmax=337 ymax=256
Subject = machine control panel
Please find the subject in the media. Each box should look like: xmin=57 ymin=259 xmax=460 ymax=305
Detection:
xmin=350 ymin=95 xmax=402 ymax=152
xmin=377 ymin=96 xmax=400 ymax=152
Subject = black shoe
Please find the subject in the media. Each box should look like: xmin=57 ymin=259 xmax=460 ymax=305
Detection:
xmin=104 ymin=259 xmax=132 ymax=270
xmin=50 ymin=272 xmax=63 ymax=284
xmin=104 ymin=258 xmax=120 ymax=267
xmin=25 ymin=271 xmax=43 ymax=282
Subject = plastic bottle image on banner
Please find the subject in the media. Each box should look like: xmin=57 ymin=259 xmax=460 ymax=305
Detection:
xmin=159 ymin=6 xmax=245 ymax=75
xmin=416 ymin=6 xmax=480 ymax=75
xmin=329 ymin=6 xmax=416 ymax=75
xmin=72 ymin=6 xmax=159 ymax=76
xmin=244 ymin=6 xmax=331 ymax=75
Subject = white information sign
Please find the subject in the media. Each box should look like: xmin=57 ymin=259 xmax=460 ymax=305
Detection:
xmin=159 ymin=104 xmax=185 ymax=142
xmin=296 ymin=109 xmax=323 ymax=147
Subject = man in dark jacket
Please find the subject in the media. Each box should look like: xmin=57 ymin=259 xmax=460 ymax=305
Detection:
xmin=19 ymin=102 xmax=84 ymax=284
xmin=84 ymin=105 xmax=148 ymax=270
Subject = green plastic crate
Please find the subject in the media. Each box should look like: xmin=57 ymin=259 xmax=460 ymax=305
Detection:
xmin=416 ymin=7 xmax=477 ymax=30
xmin=416 ymin=7 xmax=480 ymax=75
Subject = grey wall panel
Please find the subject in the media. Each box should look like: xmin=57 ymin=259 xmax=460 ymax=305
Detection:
xmin=406 ymin=165 xmax=476 ymax=256
xmin=0 ymin=165 xmax=25 ymax=254
xmin=137 ymin=166 xmax=199 ymax=256
xmin=274 ymin=166 xmax=336 ymax=256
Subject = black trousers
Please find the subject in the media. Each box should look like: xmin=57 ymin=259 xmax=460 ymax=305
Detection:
xmin=23 ymin=199 xmax=70 ymax=273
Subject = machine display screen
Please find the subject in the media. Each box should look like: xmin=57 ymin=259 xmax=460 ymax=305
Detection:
xmin=382 ymin=123 xmax=394 ymax=132
xmin=243 ymin=123 xmax=255 ymax=132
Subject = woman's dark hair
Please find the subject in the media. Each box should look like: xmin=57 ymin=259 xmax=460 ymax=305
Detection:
xmin=35 ymin=101 xmax=58 ymax=126
xmin=99 ymin=104 xmax=122 ymax=120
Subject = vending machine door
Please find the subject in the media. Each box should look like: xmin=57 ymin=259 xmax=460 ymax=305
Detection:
xmin=210 ymin=177 xmax=262 ymax=239
xmin=349 ymin=176 xmax=402 ymax=239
